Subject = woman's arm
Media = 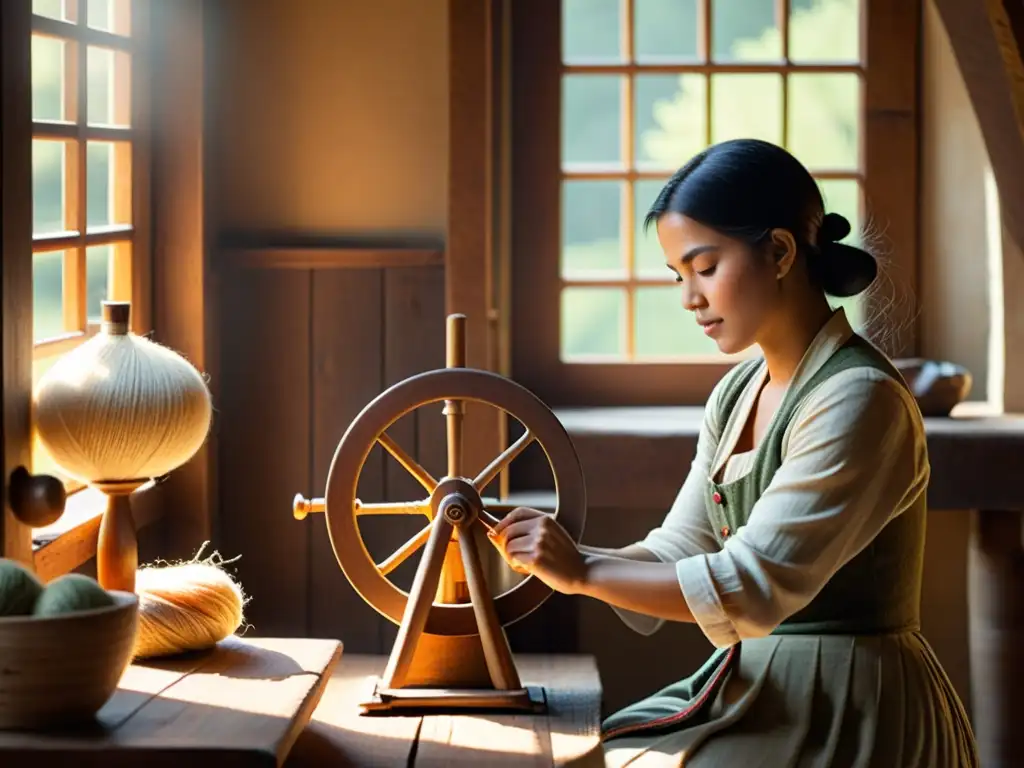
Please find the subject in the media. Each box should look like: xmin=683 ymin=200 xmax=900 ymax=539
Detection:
xmin=575 ymin=556 xmax=697 ymax=622
xmin=577 ymin=543 xmax=661 ymax=562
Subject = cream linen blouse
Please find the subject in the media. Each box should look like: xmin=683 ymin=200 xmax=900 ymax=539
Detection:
xmin=612 ymin=309 xmax=930 ymax=648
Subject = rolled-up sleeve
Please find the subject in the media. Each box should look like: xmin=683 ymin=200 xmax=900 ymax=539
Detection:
xmin=676 ymin=370 xmax=928 ymax=649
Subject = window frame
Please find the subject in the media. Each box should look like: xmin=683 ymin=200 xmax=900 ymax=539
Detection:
xmin=2 ymin=0 xmax=153 ymax=568
xmin=510 ymin=0 xmax=920 ymax=407
xmin=29 ymin=0 xmax=152 ymax=494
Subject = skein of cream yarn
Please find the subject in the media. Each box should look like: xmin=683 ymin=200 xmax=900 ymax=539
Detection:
xmin=134 ymin=543 xmax=249 ymax=659
xmin=32 ymin=301 xmax=212 ymax=484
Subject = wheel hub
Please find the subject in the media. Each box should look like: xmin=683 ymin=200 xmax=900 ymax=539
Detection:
xmin=431 ymin=477 xmax=481 ymax=527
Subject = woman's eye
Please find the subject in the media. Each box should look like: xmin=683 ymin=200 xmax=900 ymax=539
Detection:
xmin=697 ymin=265 xmax=716 ymax=277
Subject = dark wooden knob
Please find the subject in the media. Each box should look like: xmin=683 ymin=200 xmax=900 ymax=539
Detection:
xmin=9 ymin=465 xmax=66 ymax=527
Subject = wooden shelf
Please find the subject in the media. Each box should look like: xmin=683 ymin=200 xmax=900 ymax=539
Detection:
xmin=0 ymin=636 xmax=342 ymax=767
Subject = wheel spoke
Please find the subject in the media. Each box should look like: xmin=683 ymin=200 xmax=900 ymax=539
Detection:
xmin=356 ymin=500 xmax=431 ymax=516
xmin=377 ymin=431 xmax=437 ymax=492
xmin=472 ymin=430 xmax=536 ymax=491
xmin=481 ymin=500 xmax=521 ymax=515
xmin=376 ymin=523 xmax=433 ymax=576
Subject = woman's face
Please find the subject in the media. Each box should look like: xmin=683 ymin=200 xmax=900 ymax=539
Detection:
xmin=656 ymin=212 xmax=783 ymax=355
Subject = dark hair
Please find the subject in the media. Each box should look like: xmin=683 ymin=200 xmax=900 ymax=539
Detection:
xmin=645 ymin=138 xmax=876 ymax=297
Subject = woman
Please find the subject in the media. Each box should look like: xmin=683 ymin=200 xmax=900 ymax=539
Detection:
xmin=488 ymin=139 xmax=978 ymax=767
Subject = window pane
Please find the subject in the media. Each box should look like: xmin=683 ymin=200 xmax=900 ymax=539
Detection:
xmin=86 ymin=245 xmax=112 ymax=324
xmin=634 ymin=0 xmax=698 ymax=62
xmin=87 ymin=140 xmax=132 ymax=229
xmin=712 ymin=0 xmax=781 ymax=62
xmin=790 ymin=0 xmax=860 ymax=63
xmin=33 ymin=0 xmax=72 ymax=22
xmin=562 ymin=75 xmax=623 ymax=168
xmin=561 ymin=287 xmax=626 ymax=359
xmin=787 ymin=74 xmax=860 ymax=171
xmin=634 ymin=178 xmax=673 ymax=278
xmin=33 ymin=140 xmax=68 ymax=236
xmin=34 ymin=250 xmax=65 ymax=341
xmin=87 ymin=47 xmax=131 ymax=127
xmin=32 ymin=35 xmax=68 ymax=122
xmin=562 ymin=0 xmax=622 ymax=64
xmin=562 ymin=181 xmax=623 ymax=278
xmin=88 ymin=0 xmax=131 ymax=35
xmin=711 ymin=74 xmax=783 ymax=145
xmin=635 ymin=286 xmax=721 ymax=357
xmin=635 ymin=74 xmax=706 ymax=170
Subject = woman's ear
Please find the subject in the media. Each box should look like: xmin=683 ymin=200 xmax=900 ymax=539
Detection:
xmin=769 ymin=228 xmax=798 ymax=280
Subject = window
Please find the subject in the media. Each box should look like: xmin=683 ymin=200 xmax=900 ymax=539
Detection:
xmin=510 ymin=0 xmax=919 ymax=406
xmin=29 ymin=0 xmax=146 ymax=492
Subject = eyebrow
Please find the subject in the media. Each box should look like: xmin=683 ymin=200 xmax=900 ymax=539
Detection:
xmin=681 ymin=245 xmax=718 ymax=264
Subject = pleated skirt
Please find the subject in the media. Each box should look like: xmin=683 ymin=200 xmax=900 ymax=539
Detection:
xmin=601 ymin=632 xmax=978 ymax=767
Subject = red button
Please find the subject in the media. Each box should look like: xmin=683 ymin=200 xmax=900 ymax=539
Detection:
xmin=721 ymin=526 xmax=730 ymax=538
xmin=712 ymin=491 xmax=723 ymax=504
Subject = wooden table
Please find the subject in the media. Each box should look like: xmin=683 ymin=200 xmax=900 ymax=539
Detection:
xmin=0 ymin=636 xmax=342 ymax=766
xmin=285 ymin=654 xmax=605 ymax=767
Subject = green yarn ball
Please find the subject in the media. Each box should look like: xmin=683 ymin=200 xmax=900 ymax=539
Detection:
xmin=0 ymin=558 xmax=44 ymax=616
xmin=33 ymin=573 xmax=115 ymax=617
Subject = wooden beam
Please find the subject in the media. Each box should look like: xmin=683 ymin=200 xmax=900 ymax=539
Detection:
xmin=933 ymin=0 xmax=1024 ymax=411
xmin=1 ymin=0 xmax=36 ymax=566
xmin=218 ymin=247 xmax=443 ymax=271
xmin=447 ymin=0 xmax=499 ymax=479
xmin=149 ymin=0 xmax=212 ymax=559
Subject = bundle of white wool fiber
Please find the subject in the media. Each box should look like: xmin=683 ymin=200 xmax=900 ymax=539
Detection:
xmin=133 ymin=542 xmax=250 ymax=659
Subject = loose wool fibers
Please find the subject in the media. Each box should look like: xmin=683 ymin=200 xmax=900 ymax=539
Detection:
xmin=133 ymin=543 xmax=250 ymax=659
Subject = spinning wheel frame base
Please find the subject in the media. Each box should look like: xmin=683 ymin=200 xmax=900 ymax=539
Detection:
xmin=361 ymin=682 xmax=547 ymax=714
xmin=293 ymin=314 xmax=587 ymax=715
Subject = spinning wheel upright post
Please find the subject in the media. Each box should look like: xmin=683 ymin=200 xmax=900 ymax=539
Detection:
xmin=293 ymin=313 xmax=587 ymax=714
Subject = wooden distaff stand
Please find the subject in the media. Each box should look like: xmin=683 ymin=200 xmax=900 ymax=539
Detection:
xmin=294 ymin=313 xmax=588 ymax=714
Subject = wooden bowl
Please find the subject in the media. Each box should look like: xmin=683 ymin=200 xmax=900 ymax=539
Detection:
xmin=0 ymin=590 xmax=139 ymax=730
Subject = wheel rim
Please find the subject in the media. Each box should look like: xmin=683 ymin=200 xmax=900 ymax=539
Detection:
xmin=323 ymin=367 xmax=587 ymax=636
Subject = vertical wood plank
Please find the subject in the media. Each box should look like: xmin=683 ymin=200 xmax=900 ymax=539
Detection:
xmin=863 ymin=0 xmax=920 ymax=357
xmin=308 ymin=268 xmax=386 ymax=651
xmin=379 ymin=265 xmax=447 ymax=648
xmin=150 ymin=0 xmax=211 ymax=559
xmin=448 ymin=0 xmax=500 ymax=479
xmin=1 ymin=0 xmax=35 ymax=565
xmin=217 ymin=268 xmax=310 ymax=636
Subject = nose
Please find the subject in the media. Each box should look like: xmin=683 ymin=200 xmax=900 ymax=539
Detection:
xmin=681 ymin=279 xmax=706 ymax=312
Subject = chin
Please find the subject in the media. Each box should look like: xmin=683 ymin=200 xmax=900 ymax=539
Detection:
xmin=714 ymin=335 xmax=754 ymax=357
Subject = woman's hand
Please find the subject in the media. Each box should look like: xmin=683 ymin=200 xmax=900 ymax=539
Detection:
xmin=487 ymin=507 xmax=588 ymax=595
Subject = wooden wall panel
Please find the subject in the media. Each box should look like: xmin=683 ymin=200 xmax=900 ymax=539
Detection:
xmin=218 ymin=268 xmax=311 ymax=637
xmin=309 ymin=268 xmax=385 ymax=649
xmin=215 ymin=257 xmax=450 ymax=653
xmin=379 ymin=266 xmax=447 ymax=649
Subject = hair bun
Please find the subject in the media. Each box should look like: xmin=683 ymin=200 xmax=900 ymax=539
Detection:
xmin=819 ymin=212 xmax=851 ymax=243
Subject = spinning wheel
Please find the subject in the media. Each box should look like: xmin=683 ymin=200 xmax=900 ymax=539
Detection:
xmin=292 ymin=314 xmax=587 ymax=714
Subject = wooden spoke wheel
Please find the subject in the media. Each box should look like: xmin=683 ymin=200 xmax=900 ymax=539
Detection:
xmin=322 ymin=365 xmax=587 ymax=638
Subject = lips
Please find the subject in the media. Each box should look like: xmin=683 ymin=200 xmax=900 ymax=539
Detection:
xmin=699 ymin=318 xmax=723 ymax=337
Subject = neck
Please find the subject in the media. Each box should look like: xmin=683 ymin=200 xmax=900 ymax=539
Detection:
xmin=758 ymin=293 xmax=835 ymax=386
